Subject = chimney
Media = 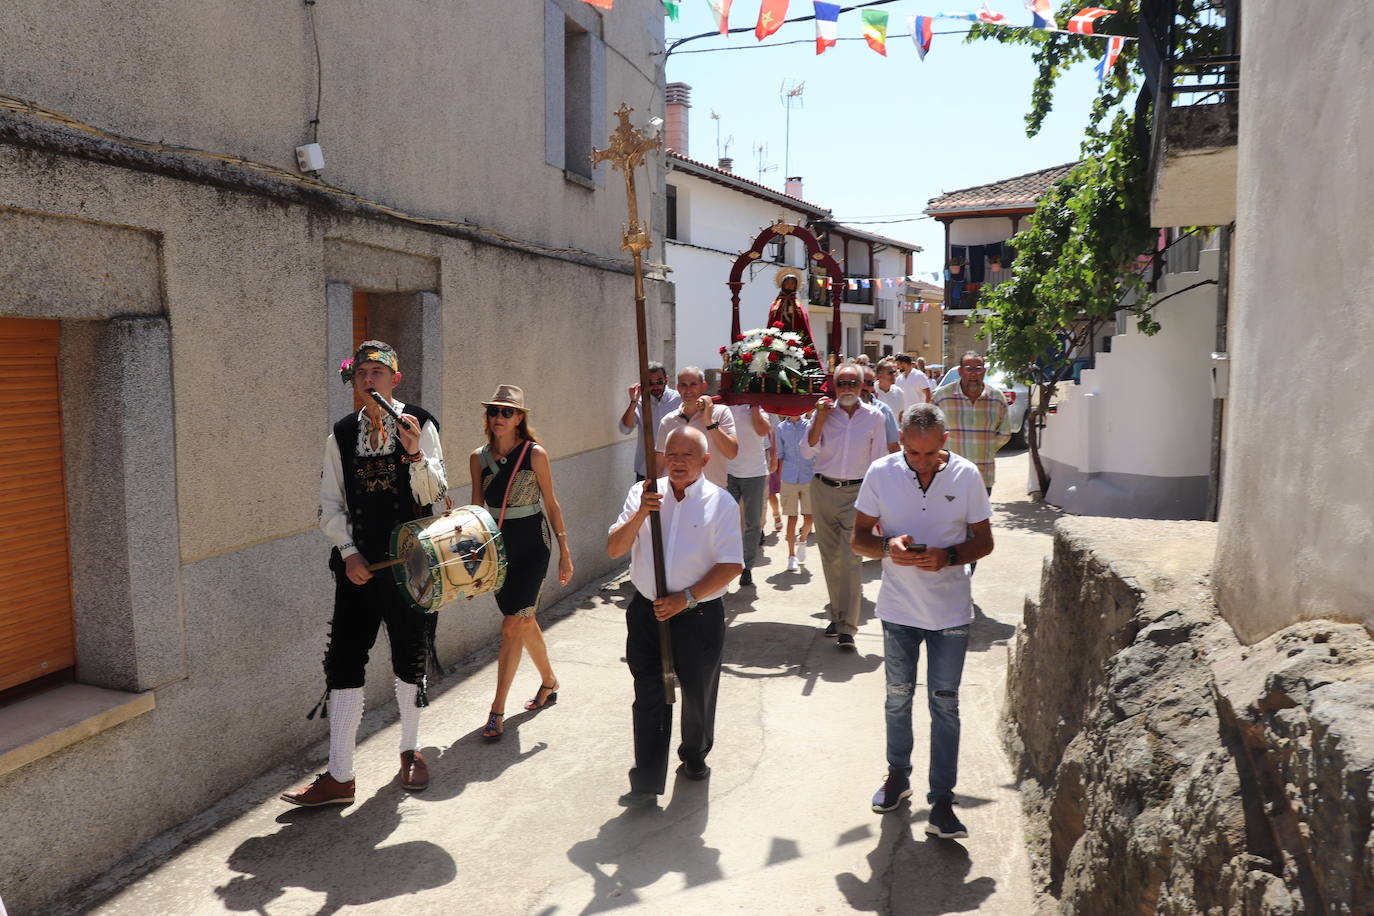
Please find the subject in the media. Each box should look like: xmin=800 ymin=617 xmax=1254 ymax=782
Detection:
xmin=718 ymin=157 xmax=733 ymax=172
xmin=665 ymin=82 xmax=691 ymax=154
xmin=785 ymin=176 xmax=804 ymax=199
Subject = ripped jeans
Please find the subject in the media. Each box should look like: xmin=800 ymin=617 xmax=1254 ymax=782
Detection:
xmin=881 ymin=619 xmax=969 ymax=803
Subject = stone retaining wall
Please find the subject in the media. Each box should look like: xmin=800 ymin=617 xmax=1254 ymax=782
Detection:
xmin=1004 ymin=517 xmax=1374 ymax=914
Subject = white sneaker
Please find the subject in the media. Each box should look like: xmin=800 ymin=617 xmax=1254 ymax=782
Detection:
xmin=787 ymin=556 xmax=799 ymax=573
xmin=796 ymin=541 xmax=808 ymax=565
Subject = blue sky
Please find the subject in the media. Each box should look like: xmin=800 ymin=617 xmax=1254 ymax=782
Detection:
xmin=661 ymin=2 xmax=1103 ymax=274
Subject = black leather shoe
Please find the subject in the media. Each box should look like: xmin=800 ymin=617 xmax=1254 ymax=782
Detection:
xmin=617 ymin=789 xmax=658 ymax=809
xmin=739 ymin=570 xmax=753 ymax=587
xmin=677 ymin=760 xmax=710 ymax=781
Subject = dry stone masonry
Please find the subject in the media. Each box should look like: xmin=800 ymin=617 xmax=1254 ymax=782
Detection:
xmin=1004 ymin=517 xmax=1374 ymax=914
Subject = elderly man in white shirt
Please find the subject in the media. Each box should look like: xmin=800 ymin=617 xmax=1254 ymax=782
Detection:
xmin=802 ymin=363 xmax=889 ymax=650
xmin=608 ymin=426 xmax=743 ymax=808
xmin=654 ymin=366 xmax=739 ymax=489
xmin=618 ymin=360 xmax=682 ymax=482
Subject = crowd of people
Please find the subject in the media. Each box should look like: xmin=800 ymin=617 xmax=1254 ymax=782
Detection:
xmin=286 ymin=339 xmax=1016 ymax=844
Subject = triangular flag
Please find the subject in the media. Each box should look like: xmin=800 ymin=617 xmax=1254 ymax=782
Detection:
xmin=1094 ymin=35 xmax=1125 ymax=80
xmin=1025 ymin=0 xmax=1057 ymax=30
xmin=909 ymin=15 xmax=934 ymax=59
xmin=861 ymin=9 xmax=888 ymax=55
xmin=756 ymin=0 xmax=789 ymax=40
xmin=1067 ymin=7 xmax=1115 ymax=34
xmin=814 ymin=2 xmax=840 ymax=55
xmin=938 ymin=11 xmax=979 ymax=21
xmin=664 ymin=1 xmax=680 ymax=20
xmin=977 ymin=3 xmax=1006 ymax=23
xmin=581 ymin=0 xmax=614 ymax=7
xmin=708 ymin=0 xmax=732 ymax=34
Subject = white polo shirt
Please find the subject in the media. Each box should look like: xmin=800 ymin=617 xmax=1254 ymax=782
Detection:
xmin=655 ymin=405 xmax=736 ymax=489
xmin=725 ymin=404 xmax=770 ymax=479
xmin=854 ymin=450 xmax=992 ymax=630
xmin=895 ymin=369 xmax=932 ymax=406
xmin=613 ymin=475 xmax=744 ymax=602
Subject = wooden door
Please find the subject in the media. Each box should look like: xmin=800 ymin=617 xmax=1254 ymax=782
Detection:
xmin=351 ymin=290 xmax=369 ymax=410
xmin=0 ymin=317 xmax=75 ymax=691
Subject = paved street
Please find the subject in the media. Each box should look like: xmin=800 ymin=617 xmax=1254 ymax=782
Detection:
xmin=72 ymin=450 xmax=1057 ymax=916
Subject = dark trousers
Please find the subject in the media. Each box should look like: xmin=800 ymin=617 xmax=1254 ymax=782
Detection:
xmin=626 ymin=591 xmax=725 ymax=795
xmin=324 ymin=559 xmax=434 ymax=689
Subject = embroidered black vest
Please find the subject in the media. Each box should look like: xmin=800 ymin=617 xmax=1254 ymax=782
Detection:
xmin=333 ymin=404 xmax=438 ymax=563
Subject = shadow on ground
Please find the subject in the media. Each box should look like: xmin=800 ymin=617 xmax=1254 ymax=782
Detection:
xmin=215 ymin=787 xmax=456 ymax=915
xmin=565 ymin=772 xmax=722 ymax=914
xmin=991 ymin=496 xmax=1062 ymax=536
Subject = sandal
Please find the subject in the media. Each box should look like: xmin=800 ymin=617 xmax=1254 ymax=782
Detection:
xmin=481 ymin=711 xmax=504 ymax=741
xmin=523 ymin=683 xmax=559 ymax=711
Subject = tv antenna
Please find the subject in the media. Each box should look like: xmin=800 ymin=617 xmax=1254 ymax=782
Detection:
xmin=710 ymin=110 xmax=733 ymax=163
xmin=754 ymin=142 xmax=777 ymax=184
xmin=780 ymin=80 xmax=805 ymax=178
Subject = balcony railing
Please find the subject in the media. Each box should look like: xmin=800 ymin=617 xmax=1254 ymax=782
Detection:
xmin=945 ymin=267 xmax=1014 ymax=312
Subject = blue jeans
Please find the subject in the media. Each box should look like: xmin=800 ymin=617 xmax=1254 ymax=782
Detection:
xmin=726 ymin=474 xmax=767 ymax=571
xmin=882 ymin=619 xmax=969 ymax=803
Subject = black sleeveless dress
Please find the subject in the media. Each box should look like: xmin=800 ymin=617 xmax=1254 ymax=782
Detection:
xmin=481 ymin=443 xmax=551 ymax=617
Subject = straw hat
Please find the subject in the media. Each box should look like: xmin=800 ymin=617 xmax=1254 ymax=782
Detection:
xmin=482 ymin=384 xmax=528 ymax=412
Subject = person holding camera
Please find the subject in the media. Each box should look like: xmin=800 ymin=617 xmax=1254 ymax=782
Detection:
xmin=850 ymin=403 xmax=994 ymax=839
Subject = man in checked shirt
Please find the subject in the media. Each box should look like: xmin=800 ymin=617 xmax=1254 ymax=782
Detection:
xmin=931 ymin=351 xmax=1012 ymax=573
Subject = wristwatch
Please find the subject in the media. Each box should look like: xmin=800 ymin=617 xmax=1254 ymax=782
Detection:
xmin=945 ymin=546 xmax=960 ymax=567
xmin=705 ymin=421 xmax=719 ymax=431
xmin=881 ymin=538 xmax=892 ymax=557
xmin=683 ymin=587 xmax=699 ymax=610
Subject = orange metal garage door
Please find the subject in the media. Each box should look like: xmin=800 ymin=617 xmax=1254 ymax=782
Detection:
xmin=0 ymin=316 xmax=75 ymax=691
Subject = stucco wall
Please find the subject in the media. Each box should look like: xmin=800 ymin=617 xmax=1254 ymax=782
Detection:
xmin=1041 ymin=245 xmax=1219 ymax=519
xmin=0 ymin=3 xmax=667 ymax=910
xmin=1216 ymin=0 xmax=1374 ymax=642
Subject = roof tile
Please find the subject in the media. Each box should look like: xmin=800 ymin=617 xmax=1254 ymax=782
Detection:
xmin=925 ymin=162 xmax=1079 ymax=214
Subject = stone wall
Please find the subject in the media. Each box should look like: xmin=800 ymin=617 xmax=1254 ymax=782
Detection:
xmin=1005 ymin=517 xmax=1374 ymax=914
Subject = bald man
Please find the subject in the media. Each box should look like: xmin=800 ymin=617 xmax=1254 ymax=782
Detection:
xmin=608 ymin=426 xmax=743 ymax=807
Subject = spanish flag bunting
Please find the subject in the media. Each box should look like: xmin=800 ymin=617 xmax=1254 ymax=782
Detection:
xmin=1067 ymin=7 xmax=1115 ymax=34
xmin=709 ymin=0 xmax=732 ymax=34
xmin=756 ymin=0 xmax=789 ymax=41
xmin=861 ymin=9 xmax=888 ymax=56
xmin=814 ymin=2 xmax=840 ymax=55
xmin=908 ymin=14 xmax=934 ymax=60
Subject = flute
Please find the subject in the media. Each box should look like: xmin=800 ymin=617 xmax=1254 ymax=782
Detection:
xmin=366 ymin=389 xmax=415 ymax=432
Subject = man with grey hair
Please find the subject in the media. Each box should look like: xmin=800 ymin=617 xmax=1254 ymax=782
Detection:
xmin=851 ymin=403 xmax=993 ymax=838
xmin=619 ymin=360 xmax=681 ymax=482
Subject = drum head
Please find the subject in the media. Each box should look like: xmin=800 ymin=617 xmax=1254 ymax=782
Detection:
xmin=389 ymin=506 xmax=508 ymax=612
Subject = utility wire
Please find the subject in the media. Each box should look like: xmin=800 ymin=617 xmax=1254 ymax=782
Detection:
xmin=304 ymin=0 xmax=322 ymax=142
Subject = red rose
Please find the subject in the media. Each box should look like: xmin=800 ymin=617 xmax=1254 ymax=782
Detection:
xmin=768 ymin=352 xmax=780 ymax=363
xmin=719 ymin=345 xmax=727 ymax=354
xmin=735 ymin=334 xmax=745 ymax=342
xmin=762 ymin=336 xmax=773 ymax=347
xmin=771 ymin=321 xmax=785 ymax=330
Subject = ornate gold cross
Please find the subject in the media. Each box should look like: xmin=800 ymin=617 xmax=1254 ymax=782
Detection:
xmin=590 ymin=104 xmax=662 ymax=255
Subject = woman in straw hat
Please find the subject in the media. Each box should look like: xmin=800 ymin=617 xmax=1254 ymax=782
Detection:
xmin=470 ymin=384 xmax=572 ymax=740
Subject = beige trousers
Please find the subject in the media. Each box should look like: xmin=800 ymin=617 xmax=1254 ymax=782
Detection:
xmin=809 ymin=477 xmax=862 ymax=635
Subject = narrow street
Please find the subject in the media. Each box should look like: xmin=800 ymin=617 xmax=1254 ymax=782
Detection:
xmin=71 ymin=449 xmax=1057 ymax=916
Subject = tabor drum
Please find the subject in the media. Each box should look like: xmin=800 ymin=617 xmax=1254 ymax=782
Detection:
xmin=389 ymin=505 xmax=507 ymax=612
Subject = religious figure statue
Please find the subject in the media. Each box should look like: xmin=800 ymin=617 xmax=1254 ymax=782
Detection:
xmin=766 ymin=267 xmax=815 ymax=348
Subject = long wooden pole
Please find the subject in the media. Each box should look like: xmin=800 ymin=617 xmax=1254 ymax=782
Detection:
xmin=592 ymin=104 xmax=677 ymax=704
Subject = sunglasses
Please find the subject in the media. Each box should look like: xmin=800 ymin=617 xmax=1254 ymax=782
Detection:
xmin=485 ymin=405 xmax=519 ymax=418
xmin=833 ymin=379 xmax=861 ymax=389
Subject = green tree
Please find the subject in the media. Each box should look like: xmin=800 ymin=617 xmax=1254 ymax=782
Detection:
xmin=967 ymin=2 xmax=1223 ymax=493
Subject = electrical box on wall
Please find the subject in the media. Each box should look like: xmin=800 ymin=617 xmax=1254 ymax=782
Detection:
xmin=1211 ymin=352 xmax=1230 ymax=399
xmin=295 ymin=143 xmax=325 ymax=173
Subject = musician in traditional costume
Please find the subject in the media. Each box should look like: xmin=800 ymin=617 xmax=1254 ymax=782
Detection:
xmin=282 ymin=341 xmax=447 ymax=807
xmin=606 ymin=426 xmax=743 ymax=808
xmin=469 ymin=384 xmax=573 ymax=741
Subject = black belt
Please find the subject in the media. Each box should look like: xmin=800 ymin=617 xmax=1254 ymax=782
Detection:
xmin=815 ymin=474 xmax=863 ymax=488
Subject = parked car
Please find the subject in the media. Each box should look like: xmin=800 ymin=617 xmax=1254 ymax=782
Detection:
xmin=934 ymin=366 xmax=1030 ymax=449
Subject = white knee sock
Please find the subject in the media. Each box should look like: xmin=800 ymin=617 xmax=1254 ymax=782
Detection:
xmin=396 ymin=678 xmax=422 ymax=752
xmin=326 ymin=687 xmax=365 ymax=782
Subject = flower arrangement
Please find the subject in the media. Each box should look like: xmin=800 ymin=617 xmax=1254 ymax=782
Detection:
xmin=719 ymin=321 xmax=821 ymax=393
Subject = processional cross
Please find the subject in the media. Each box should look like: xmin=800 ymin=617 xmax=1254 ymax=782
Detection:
xmin=590 ymin=105 xmax=678 ymax=703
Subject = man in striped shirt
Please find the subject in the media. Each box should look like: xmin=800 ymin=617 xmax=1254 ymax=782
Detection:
xmin=930 ymin=351 xmax=1012 ymax=492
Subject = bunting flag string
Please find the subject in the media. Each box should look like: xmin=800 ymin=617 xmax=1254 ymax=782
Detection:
xmin=861 ymin=9 xmax=889 ymax=55
xmin=814 ymin=1 xmax=840 ymax=54
xmin=756 ymin=0 xmax=790 ymax=40
xmin=1095 ymin=34 xmax=1125 ymax=80
xmin=908 ymin=14 xmax=934 ymax=60
xmin=664 ymin=1 xmax=680 ymax=21
xmin=1067 ymin=7 xmax=1116 ymax=34
xmin=709 ymin=0 xmax=732 ymax=34
xmin=976 ymin=4 xmax=1007 ymax=24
